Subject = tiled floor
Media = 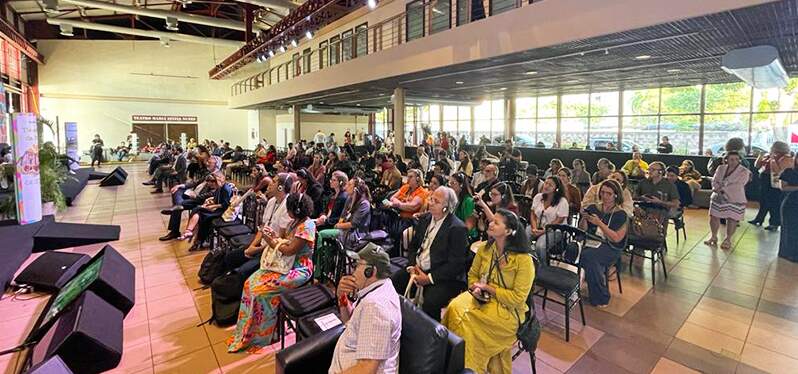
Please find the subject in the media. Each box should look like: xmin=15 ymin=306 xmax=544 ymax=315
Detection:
xmin=2 ymin=162 xmax=798 ymax=374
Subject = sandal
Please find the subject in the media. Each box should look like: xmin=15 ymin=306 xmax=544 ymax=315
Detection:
xmin=720 ymin=240 xmax=731 ymax=250
xmin=703 ymin=239 xmax=718 ymax=247
xmin=178 ymin=231 xmax=194 ymax=241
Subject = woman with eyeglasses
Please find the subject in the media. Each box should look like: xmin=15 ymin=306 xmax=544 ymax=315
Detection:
xmin=578 ymin=180 xmax=629 ymax=307
xmin=706 ymin=151 xmax=751 ymax=249
xmin=474 ymin=182 xmax=517 ymax=224
xmin=442 ymin=209 xmax=534 ymax=374
xmin=386 ymin=169 xmax=429 ymax=219
xmin=583 ymin=170 xmax=634 ymax=216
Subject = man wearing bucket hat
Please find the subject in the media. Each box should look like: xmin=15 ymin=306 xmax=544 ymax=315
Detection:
xmin=329 ymin=243 xmax=402 ymax=374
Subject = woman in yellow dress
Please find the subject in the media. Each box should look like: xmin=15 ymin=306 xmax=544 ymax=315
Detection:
xmin=443 ymin=209 xmax=535 ymax=374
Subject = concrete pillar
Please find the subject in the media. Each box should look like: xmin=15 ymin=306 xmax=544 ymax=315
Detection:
xmin=258 ymin=109 xmax=277 ymax=146
xmin=505 ymin=97 xmax=516 ymax=140
xmin=292 ymin=105 xmax=301 ymax=143
xmin=393 ymin=87 xmax=406 ymax=158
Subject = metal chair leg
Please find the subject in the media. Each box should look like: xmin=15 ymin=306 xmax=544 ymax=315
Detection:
xmin=578 ymin=298 xmax=586 ymax=326
xmin=660 ymin=251 xmax=668 ymax=279
xmin=542 ymin=289 xmax=548 ymax=310
xmin=651 ymin=249 xmax=656 ymax=287
xmin=565 ymin=298 xmax=571 ymax=342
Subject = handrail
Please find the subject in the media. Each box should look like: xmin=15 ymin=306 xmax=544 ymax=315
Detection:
xmin=231 ymin=0 xmax=539 ymax=97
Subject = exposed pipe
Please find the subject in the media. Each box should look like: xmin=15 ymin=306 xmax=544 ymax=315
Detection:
xmin=60 ymin=0 xmax=269 ymax=31
xmin=235 ymin=0 xmax=299 ymax=16
xmin=46 ymin=18 xmax=244 ymax=48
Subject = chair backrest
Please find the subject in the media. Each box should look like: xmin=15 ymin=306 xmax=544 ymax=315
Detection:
xmin=398 ymin=297 xmax=460 ymax=374
xmin=544 ymin=224 xmax=587 ymax=268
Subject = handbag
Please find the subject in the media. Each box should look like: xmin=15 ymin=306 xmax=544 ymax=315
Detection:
xmin=403 ymin=274 xmax=424 ymax=306
xmin=260 ymin=238 xmax=295 ymax=274
xmin=494 ymin=253 xmax=541 ymax=353
xmin=629 ymin=206 xmax=665 ymax=244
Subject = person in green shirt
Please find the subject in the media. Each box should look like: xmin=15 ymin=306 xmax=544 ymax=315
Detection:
xmin=450 ymin=172 xmax=477 ymax=241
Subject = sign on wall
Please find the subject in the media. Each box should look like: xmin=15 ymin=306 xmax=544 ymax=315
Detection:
xmin=132 ymin=115 xmax=197 ymax=122
xmin=65 ymin=122 xmax=79 ymax=171
xmin=12 ymin=113 xmax=42 ymax=225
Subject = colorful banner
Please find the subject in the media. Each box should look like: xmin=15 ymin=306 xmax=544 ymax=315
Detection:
xmin=0 ymin=85 xmax=6 ymax=144
xmin=65 ymin=122 xmax=79 ymax=171
xmin=12 ymin=113 xmax=41 ymax=225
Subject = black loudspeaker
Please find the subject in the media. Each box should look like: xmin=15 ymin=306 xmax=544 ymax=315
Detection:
xmin=30 ymin=291 xmax=123 ymax=374
xmin=25 ymin=355 xmax=73 ymax=374
xmin=99 ymin=167 xmax=127 ymax=187
xmin=84 ymin=245 xmax=136 ymax=316
xmin=14 ymin=252 xmax=91 ymax=292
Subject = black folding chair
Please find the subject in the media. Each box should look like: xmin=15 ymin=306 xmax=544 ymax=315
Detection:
xmin=626 ymin=203 xmax=669 ymax=287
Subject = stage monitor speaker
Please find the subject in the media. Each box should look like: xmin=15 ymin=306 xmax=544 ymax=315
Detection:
xmin=25 ymin=355 xmax=73 ymax=374
xmin=99 ymin=167 xmax=127 ymax=187
xmin=14 ymin=252 xmax=91 ymax=292
xmin=30 ymin=291 xmax=123 ymax=374
xmin=84 ymin=245 xmax=136 ymax=315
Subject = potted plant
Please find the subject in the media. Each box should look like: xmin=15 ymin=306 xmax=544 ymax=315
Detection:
xmin=39 ymin=141 xmax=70 ymax=215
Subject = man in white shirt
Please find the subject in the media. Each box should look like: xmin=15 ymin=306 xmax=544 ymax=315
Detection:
xmin=330 ymin=243 xmax=401 ymax=374
xmin=391 ymin=187 xmax=469 ymax=321
xmin=314 ymin=130 xmax=327 ymax=145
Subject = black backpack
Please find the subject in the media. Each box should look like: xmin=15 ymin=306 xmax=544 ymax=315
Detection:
xmin=204 ymin=271 xmax=245 ymax=327
xmin=198 ymin=248 xmax=227 ymax=285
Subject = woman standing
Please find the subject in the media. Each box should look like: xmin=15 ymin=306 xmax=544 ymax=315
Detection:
xmin=705 ymin=151 xmax=751 ymax=250
xmin=91 ymin=134 xmax=104 ymax=167
xmin=779 ymin=157 xmax=798 ymax=262
xmin=443 ymin=209 xmax=534 ymax=374
xmin=579 ymin=180 xmax=629 ymax=307
xmin=227 ymin=193 xmax=316 ymax=353
xmin=750 ymin=141 xmax=794 ymax=231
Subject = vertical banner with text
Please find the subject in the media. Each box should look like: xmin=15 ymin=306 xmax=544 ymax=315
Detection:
xmin=13 ymin=113 xmax=42 ymax=224
xmin=65 ymin=122 xmax=79 ymax=171
xmin=0 ymin=85 xmax=6 ymax=144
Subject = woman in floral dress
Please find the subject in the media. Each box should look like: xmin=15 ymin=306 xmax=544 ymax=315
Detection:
xmin=227 ymin=192 xmax=316 ymax=353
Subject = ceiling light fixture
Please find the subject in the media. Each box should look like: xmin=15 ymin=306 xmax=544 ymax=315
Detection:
xmin=667 ymin=68 xmax=682 ymax=73
xmin=268 ymin=50 xmax=275 ymax=57
xmin=159 ymin=36 xmax=171 ymax=48
xmin=367 ymin=0 xmax=378 ymax=10
xmin=59 ymin=23 xmax=74 ymax=37
xmin=500 ymin=87 xmax=507 ymax=91
xmin=279 ymin=45 xmax=286 ymax=53
xmin=566 ymin=79 xmax=579 ymax=83
xmin=455 ymin=81 xmax=464 ymax=85
xmin=305 ymin=31 xmax=313 ymax=40
xmin=635 ymin=55 xmax=652 ymax=60
xmin=524 ymin=71 xmax=538 ymax=75
xmin=43 ymin=0 xmax=59 ymax=13
xmin=165 ymin=16 xmax=179 ymax=31
xmin=291 ymin=39 xmax=297 ymax=47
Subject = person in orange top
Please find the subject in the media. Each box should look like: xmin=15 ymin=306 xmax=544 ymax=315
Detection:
xmin=386 ymin=169 xmax=428 ymax=219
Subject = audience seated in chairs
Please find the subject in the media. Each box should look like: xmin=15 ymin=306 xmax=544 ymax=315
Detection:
xmin=622 ymin=151 xmax=649 ymax=179
xmin=315 ymin=171 xmax=349 ymax=232
xmin=582 ymin=170 xmax=634 ymax=217
xmin=391 ymin=186 xmax=470 ymax=321
xmin=386 ymin=169 xmax=428 ymax=220
xmin=337 ymin=177 xmax=373 ymax=248
xmin=159 ymin=173 xmax=220 ymax=241
xmin=380 ymin=154 xmax=404 ymax=191
xmin=637 ymin=161 xmax=681 ymax=218
xmin=475 ymin=164 xmax=499 ymax=200
xmin=521 ymin=164 xmax=543 ymax=197
xmin=592 ymin=158 xmax=616 ymax=184
xmin=666 ymin=166 xmax=694 ymax=208
xmin=181 ymin=172 xmax=234 ymax=251
xmin=543 ymin=158 xmax=563 ymax=179
xmin=578 ymin=179 xmax=629 ymax=308
xmin=448 ymin=172 xmax=478 ymax=240
xmin=471 ymin=159 xmax=493 ymax=190
xmin=442 ymin=209 xmax=534 ymax=374
xmin=571 ymin=159 xmax=592 ymax=196
xmin=308 ymin=153 xmax=327 ymax=186
xmin=227 ymin=193 xmax=317 ymax=353
xmin=529 ymin=176 xmax=569 ymax=261
xmin=151 ymin=147 xmax=187 ymax=193
xmin=678 ymin=160 xmax=703 ymax=197
xmin=556 ymin=168 xmax=583 ymax=216
xmin=475 ymin=181 xmax=518 ymax=228
xmin=330 ymin=243 xmax=401 ymax=373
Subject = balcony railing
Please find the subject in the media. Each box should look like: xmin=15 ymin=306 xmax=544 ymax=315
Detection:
xmin=231 ymin=0 xmax=541 ymax=96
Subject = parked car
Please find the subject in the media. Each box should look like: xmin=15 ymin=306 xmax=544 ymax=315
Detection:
xmin=708 ymin=143 xmax=767 ymax=157
xmin=590 ymin=138 xmax=647 ymax=153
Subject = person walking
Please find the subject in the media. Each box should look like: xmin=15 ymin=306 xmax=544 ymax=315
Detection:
xmin=706 ymin=152 xmax=751 ymax=249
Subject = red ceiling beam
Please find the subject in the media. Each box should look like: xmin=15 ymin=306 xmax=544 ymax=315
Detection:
xmin=0 ymin=14 xmax=43 ymax=63
xmin=208 ymin=0 xmax=361 ymax=80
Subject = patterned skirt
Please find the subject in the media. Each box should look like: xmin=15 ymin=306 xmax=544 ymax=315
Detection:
xmin=226 ymin=254 xmax=313 ymax=353
xmin=709 ymin=199 xmax=746 ymax=221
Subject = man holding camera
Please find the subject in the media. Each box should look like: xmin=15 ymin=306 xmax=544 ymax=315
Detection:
xmin=330 ymin=244 xmax=401 ymax=374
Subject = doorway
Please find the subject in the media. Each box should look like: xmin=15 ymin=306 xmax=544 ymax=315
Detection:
xmin=132 ymin=123 xmax=198 ymax=149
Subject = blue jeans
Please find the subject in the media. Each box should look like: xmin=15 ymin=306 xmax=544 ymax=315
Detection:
xmin=580 ymin=245 xmax=621 ymax=306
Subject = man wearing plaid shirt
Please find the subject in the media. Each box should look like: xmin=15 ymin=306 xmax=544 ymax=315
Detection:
xmin=329 ymin=244 xmax=401 ymax=374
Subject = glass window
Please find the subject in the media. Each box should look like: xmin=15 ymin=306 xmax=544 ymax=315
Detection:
xmin=475 ymin=101 xmax=491 ymax=120
xmin=515 ymin=97 xmax=536 ymax=119
xmin=491 ymin=0 xmax=515 ymax=15
xmin=561 ymin=117 xmax=588 ymax=149
xmin=590 ymin=91 xmax=619 ymax=116
xmin=292 ymin=53 xmax=300 ymax=77
xmin=302 ymin=48 xmax=311 ymax=74
xmin=341 ymin=30 xmax=353 ymax=61
xmin=622 ymin=116 xmax=658 ymax=152
xmin=491 ymin=99 xmax=505 ymax=119
xmin=538 ymin=96 xmax=557 ymax=118
xmin=443 ymin=105 xmax=458 ymax=121
xmin=561 ymin=93 xmax=589 ymax=117
xmin=456 ymin=0 xmax=469 ymax=26
xmin=329 ymin=36 xmax=340 ymax=65
xmin=537 ymin=119 xmax=557 ymax=147
xmin=407 ymin=0 xmax=425 ymax=41
xmin=704 ymin=113 xmax=749 ymax=153
xmin=355 ymin=23 xmax=368 ymax=57
xmin=705 ymin=82 xmax=751 ymax=113
xmin=658 ymin=115 xmax=700 ymax=154
xmin=458 ymin=106 xmax=471 ymax=142
xmin=623 ymin=89 xmax=659 ymax=116
xmin=430 ymin=0 xmax=450 ymax=34
xmin=660 ymin=85 xmax=700 ymax=114
xmin=318 ymin=41 xmax=327 ymax=69
xmin=590 ymin=117 xmax=618 ymax=149
xmin=516 ymin=118 xmax=535 ymax=146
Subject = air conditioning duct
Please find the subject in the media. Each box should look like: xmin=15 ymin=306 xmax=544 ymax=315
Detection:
xmin=721 ymin=45 xmax=789 ymax=89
